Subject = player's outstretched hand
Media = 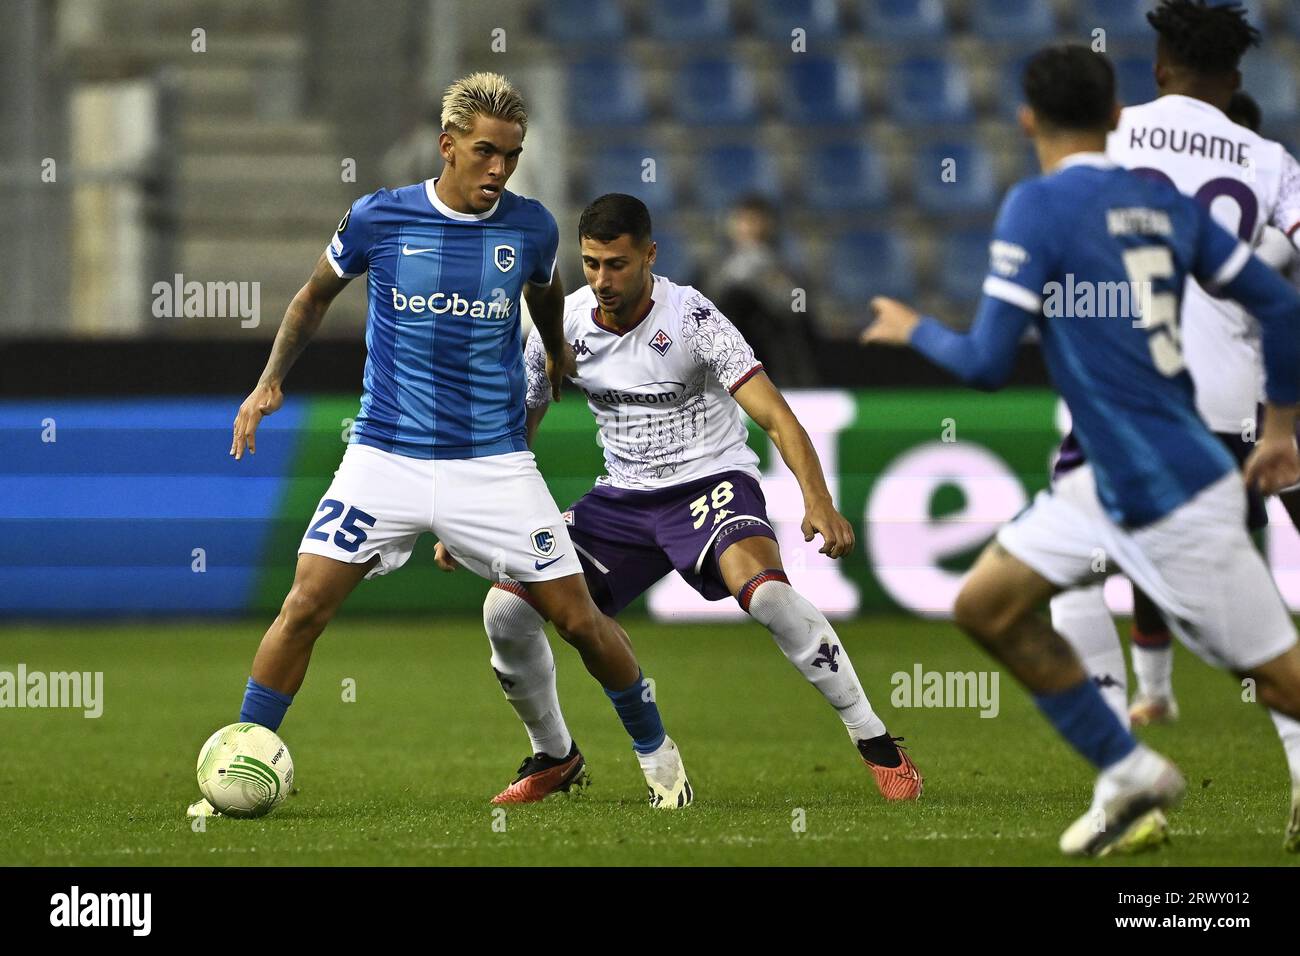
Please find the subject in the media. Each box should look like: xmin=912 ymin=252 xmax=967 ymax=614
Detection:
xmin=802 ymin=498 xmax=856 ymax=559
xmin=546 ymin=343 xmax=578 ymax=402
xmin=433 ymin=541 xmax=460 ymax=572
xmin=859 ymin=296 xmax=921 ymax=347
xmin=1244 ymin=435 xmax=1300 ymax=495
xmin=230 ymin=381 xmax=283 ymax=460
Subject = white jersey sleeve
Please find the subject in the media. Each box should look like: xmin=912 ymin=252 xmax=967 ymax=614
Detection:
xmin=1272 ymin=150 xmax=1300 ymax=248
xmin=678 ymin=292 xmax=764 ymax=394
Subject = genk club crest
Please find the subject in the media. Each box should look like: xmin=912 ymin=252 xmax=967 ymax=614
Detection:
xmin=494 ymin=244 xmax=516 ymax=273
xmin=531 ymin=527 xmax=556 ymax=557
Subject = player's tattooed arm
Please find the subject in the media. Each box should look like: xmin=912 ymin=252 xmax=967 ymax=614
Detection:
xmin=733 ymin=372 xmax=855 ymax=560
xmin=524 ymin=272 xmax=570 ymax=400
xmin=231 ymin=252 xmax=351 ymax=459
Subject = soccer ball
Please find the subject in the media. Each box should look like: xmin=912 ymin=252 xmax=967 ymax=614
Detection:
xmin=196 ymin=723 xmax=294 ymax=818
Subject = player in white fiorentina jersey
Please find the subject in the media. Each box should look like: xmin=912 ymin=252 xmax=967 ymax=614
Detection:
xmin=436 ymin=194 xmax=922 ymax=805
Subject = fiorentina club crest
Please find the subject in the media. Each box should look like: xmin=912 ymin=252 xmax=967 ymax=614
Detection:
xmin=649 ymin=329 xmax=673 ymax=356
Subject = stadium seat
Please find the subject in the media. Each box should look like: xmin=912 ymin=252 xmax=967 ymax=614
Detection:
xmin=693 ymin=145 xmax=779 ymax=210
xmin=1077 ymin=0 xmax=1154 ymax=44
xmin=542 ymin=0 xmax=627 ymax=44
xmin=1114 ymin=56 xmax=1157 ymax=107
xmin=755 ymin=0 xmax=840 ymax=43
xmin=889 ymin=56 xmax=974 ymax=127
xmin=587 ymin=145 xmax=676 ymax=211
xmin=568 ymin=59 xmax=649 ymax=128
xmin=803 ymin=141 xmax=890 ymax=212
xmin=939 ymin=230 xmax=993 ymax=306
xmin=1241 ymin=53 xmax=1299 ymax=126
xmin=828 ymin=230 xmax=916 ymax=303
xmin=968 ymin=0 xmax=1057 ymax=42
xmin=913 ymin=142 xmax=998 ymax=215
xmin=781 ymin=56 xmax=866 ymax=127
xmin=674 ymin=58 xmax=758 ymax=127
xmin=648 ymin=228 xmax=695 ymax=283
xmin=859 ymin=0 xmax=947 ymax=42
xmin=649 ymin=0 xmax=732 ymax=42
xmin=997 ymin=54 xmax=1032 ymax=118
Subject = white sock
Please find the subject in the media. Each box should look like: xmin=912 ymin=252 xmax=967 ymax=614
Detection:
xmin=1049 ymin=585 xmax=1129 ymax=729
xmin=1132 ymin=639 xmax=1174 ymax=700
xmin=745 ymin=578 xmax=887 ymax=743
xmin=483 ymin=585 xmax=572 ymax=759
xmin=1093 ymin=742 xmax=1166 ymax=808
xmin=1269 ymin=709 xmax=1300 ymax=788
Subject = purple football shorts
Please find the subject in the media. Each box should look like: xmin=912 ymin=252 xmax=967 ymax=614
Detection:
xmin=561 ymin=470 xmax=777 ymax=615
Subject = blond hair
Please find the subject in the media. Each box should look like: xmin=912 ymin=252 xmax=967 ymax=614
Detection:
xmin=440 ymin=72 xmax=528 ymax=137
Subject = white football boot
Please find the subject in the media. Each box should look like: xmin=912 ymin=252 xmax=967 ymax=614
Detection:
xmin=1060 ymin=745 xmax=1184 ymax=857
xmin=186 ymin=798 xmax=221 ymax=818
xmin=637 ymin=736 xmax=693 ymax=809
xmin=1129 ymin=693 xmax=1179 ymax=727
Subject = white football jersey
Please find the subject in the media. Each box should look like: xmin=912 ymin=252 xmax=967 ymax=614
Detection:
xmin=1107 ymin=95 xmax=1300 ymax=432
xmin=524 ymin=274 xmax=763 ymax=491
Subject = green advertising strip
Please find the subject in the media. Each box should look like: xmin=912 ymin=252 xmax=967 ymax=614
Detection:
xmin=254 ymin=390 xmax=1061 ymax=616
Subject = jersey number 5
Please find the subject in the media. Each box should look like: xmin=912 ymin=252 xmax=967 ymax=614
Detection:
xmin=1122 ymin=246 xmax=1184 ymax=377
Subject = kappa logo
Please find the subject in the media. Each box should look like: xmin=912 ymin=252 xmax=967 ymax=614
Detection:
xmin=571 ymin=338 xmax=592 ymax=357
xmin=649 ymin=329 xmax=673 ymax=356
xmin=531 ymin=527 xmax=556 ymax=557
xmin=494 ymin=244 xmax=516 ymax=273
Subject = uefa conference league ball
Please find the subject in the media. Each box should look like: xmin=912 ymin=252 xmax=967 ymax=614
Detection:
xmin=196 ymin=723 xmax=294 ymax=818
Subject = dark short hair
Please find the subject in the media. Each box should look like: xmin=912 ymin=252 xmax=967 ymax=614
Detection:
xmin=1226 ymin=90 xmax=1261 ymax=133
xmin=1022 ymin=44 xmax=1116 ymax=130
xmin=578 ymin=193 xmax=652 ymax=245
xmin=1148 ymin=0 xmax=1260 ymax=75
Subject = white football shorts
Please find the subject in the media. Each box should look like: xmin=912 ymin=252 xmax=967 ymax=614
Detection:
xmin=997 ymin=464 xmax=1296 ymax=672
xmin=297 ymin=443 xmax=582 ymax=584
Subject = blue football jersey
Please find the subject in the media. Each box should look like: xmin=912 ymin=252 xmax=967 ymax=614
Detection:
xmin=326 ymin=179 xmax=559 ymax=459
xmin=913 ymin=153 xmax=1300 ymax=527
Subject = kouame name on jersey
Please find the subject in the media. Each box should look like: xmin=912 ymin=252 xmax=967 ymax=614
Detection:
xmin=1107 ymin=95 xmax=1300 ymax=432
xmin=326 ymin=178 xmax=559 ymax=460
xmin=525 ymin=275 xmax=764 ymax=490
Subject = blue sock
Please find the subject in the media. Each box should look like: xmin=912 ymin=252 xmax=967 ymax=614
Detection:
xmin=1035 ymin=678 xmax=1136 ymax=770
xmin=239 ymin=677 xmax=293 ymax=732
xmin=605 ymin=672 xmax=666 ymax=755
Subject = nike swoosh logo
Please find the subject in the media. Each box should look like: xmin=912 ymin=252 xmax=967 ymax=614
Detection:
xmin=402 ymin=244 xmax=435 ymax=256
xmin=534 ymin=555 xmax=564 ymax=571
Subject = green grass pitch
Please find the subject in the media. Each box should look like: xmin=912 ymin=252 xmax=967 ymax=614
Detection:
xmin=1 ymin=615 xmax=1297 ymax=866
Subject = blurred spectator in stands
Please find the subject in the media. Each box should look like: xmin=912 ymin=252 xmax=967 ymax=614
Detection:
xmin=382 ymin=103 xmax=441 ymax=186
xmin=708 ymin=195 xmax=820 ymax=386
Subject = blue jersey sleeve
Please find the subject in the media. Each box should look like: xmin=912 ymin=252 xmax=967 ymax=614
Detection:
xmin=325 ymin=191 xmax=382 ymax=278
xmin=1219 ymin=255 xmax=1300 ymax=407
xmin=528 ymin=204 xmax=560 ymax=286
xmin=906 ymin=182 xmax=1047 ymax=391
xmin=1189 ymin=200 xmax=1300 ymax=406
xmin=980 ymin=180 xmax=1057 ymax=316
xmin=910 ymin=296 xmax=1035 ymax=392
xmin=1189 ymin=200 xmax=1252 ymax=294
